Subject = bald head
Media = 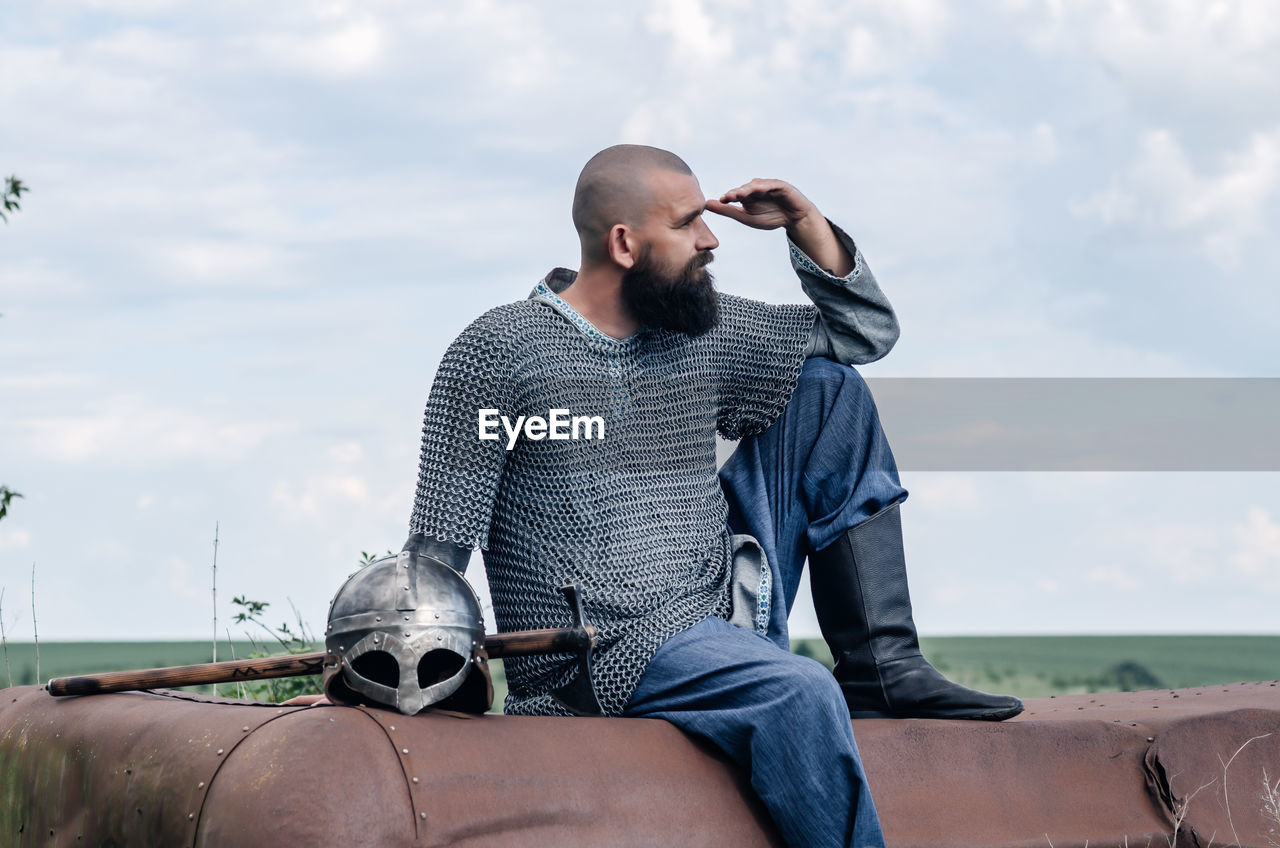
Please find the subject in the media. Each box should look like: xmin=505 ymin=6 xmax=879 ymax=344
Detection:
xmin=572 ymin=145 xmax=694 ymax=263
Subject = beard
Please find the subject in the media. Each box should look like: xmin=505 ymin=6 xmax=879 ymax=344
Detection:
xmin=620 ymin=245 xmax=719 ymax=338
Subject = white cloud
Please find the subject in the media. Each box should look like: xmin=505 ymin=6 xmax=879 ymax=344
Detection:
xmin=644 ymin=0 xmax=733 ymax=65
xmin=1071 ymin=127 xmax=1280 ymax=266
xmin=1084 ymin=565 xmax=1140 ymax=591
xmin=1231 ymin=506 xmax=1280 ymax=580
xmin=252 ymin=20 xmax=385 ymax=77
xmin=155 ymin=240 xmax=288 ymax=283
xmin=906 ymin=474 xmax=981 ymax=512
xmin=19 ymin=396 xmax=296 ymax=464
xmin=1098 ymin=521 xmax=1220 ymax=584
xmin=328 ymin=442 xmax=364 ymax=464
xmin=167 ymin=556 xmax=208 ymax=605
xmin=0 ymin=529 xmax=32 ymax=551
xmin=272 ymin=475 xmax=371 ymax=519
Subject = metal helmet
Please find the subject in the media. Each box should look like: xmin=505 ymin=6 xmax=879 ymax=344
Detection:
xmin=323 ymin=550 xmax=491 ymax=715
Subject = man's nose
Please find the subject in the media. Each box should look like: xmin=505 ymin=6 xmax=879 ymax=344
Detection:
xmin=696 ymin=218 xmax=719 ymax=251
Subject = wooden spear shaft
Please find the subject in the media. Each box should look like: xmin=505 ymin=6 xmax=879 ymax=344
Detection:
xmin=46 ymin=625 xmax=596 ymax=697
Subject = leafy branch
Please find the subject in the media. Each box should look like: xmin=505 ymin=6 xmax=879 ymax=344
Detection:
xmin=1 ymin=176 xmax=27 ymax=224
xmin=229 ymin=595 xmax=321 ymax=702
xmin=0 ymin=488 xmax=21 ymax=522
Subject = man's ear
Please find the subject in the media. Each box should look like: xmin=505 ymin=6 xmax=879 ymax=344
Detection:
xmin=607 ymin=224 xmax=641 ymax=269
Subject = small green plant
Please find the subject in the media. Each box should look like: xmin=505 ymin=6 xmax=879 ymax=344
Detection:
xmin=359 ymin=549 xmax=396 ymax=566
xmin=0 ymin=487 xmax=21 ymax=522
xmin=1 ymin=176 xmax=26 ymax=224
xmin=229 ymin=595 xmax=321 ymax=702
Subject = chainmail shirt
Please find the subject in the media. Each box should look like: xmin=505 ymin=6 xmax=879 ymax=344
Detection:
xmin=409 ymin=283 xmax=816 ymax=716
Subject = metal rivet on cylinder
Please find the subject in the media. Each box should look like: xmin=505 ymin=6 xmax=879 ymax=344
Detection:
xmin=1147 ymin=737 xmax=1155 ymax=742
xmin=420 ymin=812 xmax=427 ymax=820
xmin=402 ymin=748 xmax=409 ymax=755
xmin=188 ymin=813 xmax=195 ymax=820
xmin=197 ymin=782 xmax=205 ymax=789
xmin=241 ymin=726 xmax=249 ymax=732
xmin=389 ymin=725 xmax=396 ymax=731
xmin=412 ymin=777 xmax=419 ymax=784
xmin=215 ymin=749 xmax=223 ymax=755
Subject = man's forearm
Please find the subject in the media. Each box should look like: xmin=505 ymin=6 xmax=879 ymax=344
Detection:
xmin=786 ymin=213 xmax=855 ymax=277
xmin=791 ymin=223 xmax=900 ymax=365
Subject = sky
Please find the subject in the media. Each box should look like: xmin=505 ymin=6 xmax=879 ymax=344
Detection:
xmin=2 ymin=0 xmax=1278 ymax=641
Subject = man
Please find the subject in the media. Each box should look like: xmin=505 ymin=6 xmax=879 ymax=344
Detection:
xmin=404 ymin=145 xmax=1021 ymax=848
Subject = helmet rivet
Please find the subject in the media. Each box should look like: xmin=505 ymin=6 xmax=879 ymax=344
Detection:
xmin=375 ymin=616 xmax=382 ymax=622
xmin=403 ymin=616 xmax=409 ymax=621
xmin=437 ymin=636 xmax=443 ymax=641
xmin=403 ymin=586 xmax=410 ymax=591
xmin=373 ymin=635 xmax=380 ymax=643
xmin=404 ymin=632 xmax=411 ymax=638
xmin=434 ymin=613 xmax=439 ymax=619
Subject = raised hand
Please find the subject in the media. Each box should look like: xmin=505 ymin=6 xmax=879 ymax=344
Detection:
xmin=705 ymin=178 xmax=820 ymax=231
xmin=707 ymin=178 xmax=853 ymax=276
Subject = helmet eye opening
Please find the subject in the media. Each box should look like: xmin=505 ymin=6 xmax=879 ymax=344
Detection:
xmin=418 ymin=649 xmax=466 ymax=689
xmin=351 ymin=649 xmax=401 ymax=689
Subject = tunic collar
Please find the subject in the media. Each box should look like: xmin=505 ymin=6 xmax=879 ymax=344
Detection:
xmin=530 ymin=269 xmax=645 ymax=349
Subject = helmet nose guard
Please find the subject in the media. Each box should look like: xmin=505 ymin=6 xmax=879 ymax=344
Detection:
xmin=323 ymin=550 xmax=491 ymax=715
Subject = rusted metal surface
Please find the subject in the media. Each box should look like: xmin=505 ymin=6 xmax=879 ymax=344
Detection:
xmin=0 ymin=685 xmax=295 ymax=846
xmin=0 ymin=685 xmax=780 ymax=847
xmin=2 ymin=680 xmax=1277 ymax=847
xmin=854 ymin=680 xmax=1280 ymax=848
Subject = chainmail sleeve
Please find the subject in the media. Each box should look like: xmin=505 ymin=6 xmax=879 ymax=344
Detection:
xmin=408 ymin=306 xmax=521 ymax=551
xmin=714 ymin=293 xmax=818 ymax=440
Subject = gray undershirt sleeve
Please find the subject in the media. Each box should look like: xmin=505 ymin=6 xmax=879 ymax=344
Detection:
xmin=403 ymin=531 xmax=473 ymax=575
xmin=789 ymin=221 xmax=900 ymax=365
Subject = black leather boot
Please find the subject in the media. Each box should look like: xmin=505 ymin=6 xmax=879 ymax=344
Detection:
xmin=809 ymin=502 xmax=1024 ymax=720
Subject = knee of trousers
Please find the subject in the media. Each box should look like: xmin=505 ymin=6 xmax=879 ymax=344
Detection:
xmin=796 ymin=357 xmax=874 ymax=411
xmin=758 ymin=654 xmax=850 ymax=724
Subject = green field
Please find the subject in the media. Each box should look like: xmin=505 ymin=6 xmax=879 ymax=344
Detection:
xmin=0 ymin=641 xmax=271 ymax=688
xmin=794 ymin=634 xmax=1280 ymax=698
xmin=4 ymin=635 xmax=1278 ymax=709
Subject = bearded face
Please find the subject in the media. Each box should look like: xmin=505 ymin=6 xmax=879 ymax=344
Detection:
xmin=620 ymin=245 xmax=719 ymax=337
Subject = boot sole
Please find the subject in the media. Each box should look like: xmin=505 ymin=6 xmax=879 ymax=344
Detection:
xmin=848 ymin=704 xmax=1024 ymax=721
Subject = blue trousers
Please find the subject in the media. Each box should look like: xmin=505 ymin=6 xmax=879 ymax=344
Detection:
xmin=624 ymin=358 xmax=908 ymax=848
